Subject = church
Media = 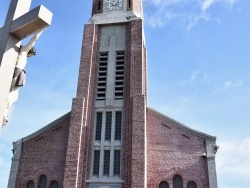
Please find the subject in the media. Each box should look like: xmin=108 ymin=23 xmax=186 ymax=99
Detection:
xmin=7 ymin=0 xmax=218 ymax=187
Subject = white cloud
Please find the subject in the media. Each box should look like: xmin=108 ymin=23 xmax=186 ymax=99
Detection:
xmin=201 ymin=0 xmax=216 ymax=12
xmin=212 ymin=80 xmax=242 ymax=95
xmin=217 ymin=138 xmax=250 ymax=178
xmin=190 ymin=70 xmax=201 ymax=83
xmin=202 ymin=0 xmax=237 ymax=12
xmin=145 ymin=0 xmax=237 ymax=29
xmin=222 ymin=80 xmax=242 ymax=89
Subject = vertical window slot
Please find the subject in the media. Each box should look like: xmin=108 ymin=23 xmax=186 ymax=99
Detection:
xmin=97 ymin=52 xmax=108 ymax=100
xmin=95 ymin=112 xmax=102 ymax=141
xmin=103 ymin=150 xmax=110 ymax=175
xmin=105 ymin=112 xmax=112 ymax=140
xmin=115 ymin=51 xmax=125 ymax=99
xmin=115 ymin=111 xmax=122 ymax=140
xmin=93 ymin=150 xmax=100 ymax=175
xmin=114 ymin=150 xmax=121 ymax=175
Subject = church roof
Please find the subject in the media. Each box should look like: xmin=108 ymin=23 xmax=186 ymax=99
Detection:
xmin=147 ymin=106 xmax=216 ymax=140
xmin=21 ymin=112 xmax=71 ymax=142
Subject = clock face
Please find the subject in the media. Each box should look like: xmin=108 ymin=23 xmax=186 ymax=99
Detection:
xmin=104 ymin=0 xmax=123 ymax=11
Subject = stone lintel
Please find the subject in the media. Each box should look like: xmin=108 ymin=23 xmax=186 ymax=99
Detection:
xmin=10 ymin=5 xmax=52 ymax=40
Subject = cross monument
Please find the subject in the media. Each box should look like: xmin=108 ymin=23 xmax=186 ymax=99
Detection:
xmin=0 ymin=0 xmax=53 ymax=129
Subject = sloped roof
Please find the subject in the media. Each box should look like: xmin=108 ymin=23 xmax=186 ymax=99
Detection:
xmin=147 ymin=106 xmax=216 ymax=140
xmin=21 ymin=112 xmax=71 ymax=142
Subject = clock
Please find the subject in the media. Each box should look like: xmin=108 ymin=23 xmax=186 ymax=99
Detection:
xmin=104 ymin=0 xmax=123 ymax=11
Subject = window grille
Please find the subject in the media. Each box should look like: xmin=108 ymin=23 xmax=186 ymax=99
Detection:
xmin=159 ymin=181 xmax=169 ymax=188
xmin=113 ymin=150 xmax=121 ymax=175
xmin=95 ymin=112 xmax=103 ymax=140
xmin=115 ymin=111 xmax=122 ymax=140
xmin=105 ymin=112 xmax=112 ymax=140
xmin=93 ymin=150 xmax=100 ymax=175
xmin=103 ymin=150 xmax=110 ymax=175
xmin=93 ymin=110 xmax=122 ymax=179
xmin=115 ymin=51 xmax=124 ymax=99
xmin=97 ymin=52 xmax=108 ymax=100
xmin=173 ymin=175 xmax=183 ymax=188
xmin=187 ymin=181 xmax=197 ymax=188
xmin=39 ymin=175 xmax=47 ymax=188
xmin=26 ymin=181 xmax=34 ymax=188
xmin=50 ymin=181 xmax=59 ymax=188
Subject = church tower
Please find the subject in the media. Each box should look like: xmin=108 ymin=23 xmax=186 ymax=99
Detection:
xmin=63 ymin=0 xmax=147 ymax=187
xmin=8 ymin=0 xmax=218 ymax=187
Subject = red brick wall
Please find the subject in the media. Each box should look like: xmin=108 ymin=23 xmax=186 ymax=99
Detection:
xmin=15 ymin=115 xmax=71 ymax=188
xmin=63 ymin=24 xmax=98 ymax=188
xmin=122 ymin=19 xmax=147 ymax=188
xmin=146 ymin=108 xmax=209 ymax=188
xmin=92 ymin=0 xmax=103 ymax=15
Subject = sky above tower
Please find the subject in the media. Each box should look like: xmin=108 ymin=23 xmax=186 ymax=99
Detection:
xmin=0 ymin=0 xmax=249 ymax=187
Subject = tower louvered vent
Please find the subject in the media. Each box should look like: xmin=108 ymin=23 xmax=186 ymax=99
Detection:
xmin=97 ymin=52 xmax=108 ymax=100
xmin=115 ymin=51 xmax=124 ymax=99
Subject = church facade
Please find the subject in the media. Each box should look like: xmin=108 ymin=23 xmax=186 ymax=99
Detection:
xmin=8 ymin=0 xmax=218 ymax=188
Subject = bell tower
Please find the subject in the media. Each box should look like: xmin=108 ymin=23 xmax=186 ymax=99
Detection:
xmin=63 ymin=0 xmax=147 ymax=187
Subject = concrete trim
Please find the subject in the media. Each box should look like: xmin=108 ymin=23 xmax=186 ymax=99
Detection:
xmin=88 ymin=11 xmax=142 ymax=25
xmin=206 ymin=139 xmax=218 ymax=188
xmin=7 ymin=139 xmax=23 ymax=188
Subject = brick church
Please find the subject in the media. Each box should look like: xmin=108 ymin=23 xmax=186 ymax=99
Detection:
xmin=8 ymin=0 xmax=218 ymax=187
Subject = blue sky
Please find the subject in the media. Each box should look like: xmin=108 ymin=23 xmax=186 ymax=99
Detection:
xmin=0 ymin=0 xmax=250 ymax=187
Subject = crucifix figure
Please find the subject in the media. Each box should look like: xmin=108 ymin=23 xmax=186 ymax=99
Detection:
xmin=4 ymin=29 xmax=45 ymax=124
xmin=0 ymin=0 xmax=52 ymax=129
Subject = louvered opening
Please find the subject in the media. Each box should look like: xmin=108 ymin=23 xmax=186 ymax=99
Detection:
xmin=96 ymin=52 xmax=108 ymax=100
xmin=115 ymin=51 xmax=124 ymax=99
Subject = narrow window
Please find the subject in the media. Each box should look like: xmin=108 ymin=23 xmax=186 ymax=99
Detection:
xmin=39 ymin=175 xmax=47 ymax=188
xmin=26 ymin=181 xmax=34 ymax=188
xmin=113 ymin=150 xmax=121 ymax=175
xmin=105 ymin=112 xmax=112 ymax=140
xmin=93 ymin=150 xmax=100 ymax=175
xmin=129 ymin=0 xmax=131 ymax=8
xmin=115 ymin=51 xmax=124 ymax=99
xmin=187 ymin=181 xmax=197 ymax=188
xmin=103 ymin=150 xmax=110 ymax=175
xmin=95 ymin=112 xmax=102 ymax=140
xmin=50 ymin=181 xmax=59 ymax=188
xmin=98 ymin=0 xmax=102 ymax=10
xmin=173 ymin=175 xmax=183 ymax=188
xmin=159 ymin=181 xmax=169 ymax=188
xmin=97 ymin=52 xmax=108 ymax=100
xmin=115 ymin=111 xmax=122 ymax=140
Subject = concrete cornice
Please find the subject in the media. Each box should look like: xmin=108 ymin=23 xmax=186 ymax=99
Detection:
xmin=88 ymin=11 xmax=142 ymax=25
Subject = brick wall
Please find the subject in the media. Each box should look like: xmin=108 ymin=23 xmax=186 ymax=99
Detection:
xmin=63 ymin=24 xmax=98 ymax=188
xmin=122 ymin=19 xmax=147 ymax=188
xmin=92 ymin=0 xmax=103 ymax=15
xmin=15 ymin=114 xmax=71 ymax=188
xmin=146 ymin=108 xmax=210 ymax=188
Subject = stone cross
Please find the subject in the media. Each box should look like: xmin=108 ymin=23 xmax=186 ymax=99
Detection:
xmin=0 ymin=0 xmax=52 ymax=129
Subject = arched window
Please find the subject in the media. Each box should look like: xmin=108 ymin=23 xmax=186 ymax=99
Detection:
xmin=187 ymin=181 xmax=197 ymax=188
xmin=39 ymin=175 xmax=47 ymax=188
xmin=50 ymin=180 xmax=59 ymax=188
xmin=173 ymin=174 xmax=183 ymax=188
xmin=26 ymin=180 xmax=34 ymax=188
xmin=159 ymin=181 xmax=169 ymax=188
